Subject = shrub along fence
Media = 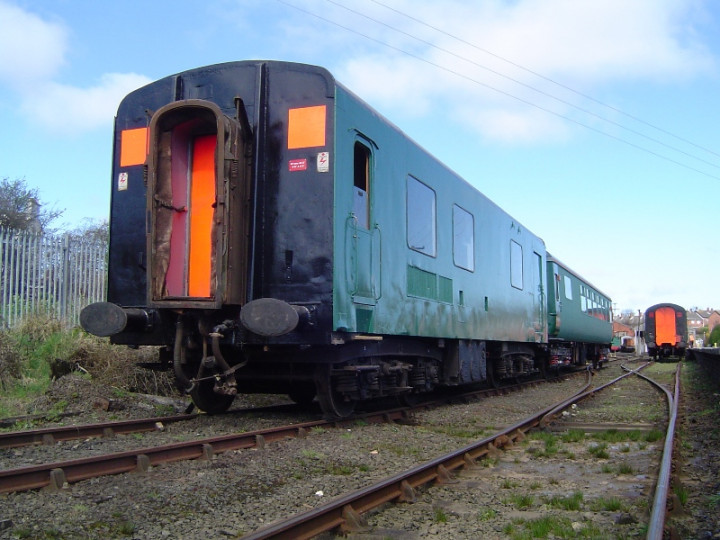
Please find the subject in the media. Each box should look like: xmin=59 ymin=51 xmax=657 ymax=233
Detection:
xmin=0 ymin=227 xmax=107 ymax=328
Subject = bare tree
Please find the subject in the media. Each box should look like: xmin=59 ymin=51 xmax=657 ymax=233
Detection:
xmin=0 ymin=177 xmax=64 ymax=233
xmin=67 ymin=218 xmax=109 ymax=244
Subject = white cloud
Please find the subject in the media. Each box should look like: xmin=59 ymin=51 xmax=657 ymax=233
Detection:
xmin=0 ymin=1 xmax=68 ymax=86
xmin=329 ymin=0 xmax=715 ymax=143
xmin=0 ymin=1 xmax=150 ymax=134
xmin=21 ymin=73 xmax=152 ymax=134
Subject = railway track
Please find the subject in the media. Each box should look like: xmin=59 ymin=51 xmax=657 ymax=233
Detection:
xmin=241 ymin=360 xmax=681 ymax=539
xmin=0 ymin=413 xmax=197 ymax=450
xmin=6 ymin=360 xmax=683 ymax=538
xmin=0 ymin=372 xmax=578 ymax=494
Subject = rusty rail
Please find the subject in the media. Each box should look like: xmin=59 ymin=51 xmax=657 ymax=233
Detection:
xmin=0 ymin=369 xmax=579 ymax=451
xmin=0 ymin=368 xmax=584 ymax=494
xmin=0 ymin=410 xmax=411 ymax=494
xmin=641 ymin=363 xmax=681 ymax=540
xmin=241 ymin=364 xmax=660 ymax=539
xmin=539 ymin=362 xmax=650 ymax=427
xmin=0 ymin=413 xmax=197 ymax=449
xmin=240 ymin=372 xmax=596 ymax=539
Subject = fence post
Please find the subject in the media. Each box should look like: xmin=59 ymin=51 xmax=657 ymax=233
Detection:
xmin=0 ymin=228 xmax=107 ymax=328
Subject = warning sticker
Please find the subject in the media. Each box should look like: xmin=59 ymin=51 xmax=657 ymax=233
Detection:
xmin=118 ymin=172 xmax=128 ymax=191
xmin=288 ymin=159 xmax=308 ymax=172
xmin=317 ymin=152 xmax=329 ymax=172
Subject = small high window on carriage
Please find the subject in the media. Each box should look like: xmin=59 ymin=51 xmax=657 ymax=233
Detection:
xmin=564 ymin=275 xmax=573 ymax=300
xmin=453 ymin=204 xmax=474 ymax=271
xmin=353 ymin=141 xmax=371 ymax=229
xmin=407 ymin=175 xmax=437 ymax=257
xmin=510 ymin=240 xmax=523 ymax=290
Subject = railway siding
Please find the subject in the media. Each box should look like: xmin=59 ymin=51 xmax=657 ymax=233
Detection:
xmin=2 ymin=360 xmax=716 ymax=538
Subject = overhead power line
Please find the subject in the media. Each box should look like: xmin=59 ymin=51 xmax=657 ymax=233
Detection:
xmin=275 ymin=0 xmax=720 ymax=181
xmin=324 ymin=0 xmax=719 ymax=172
xmin=368 ymin=0 xmax=720 ymax=161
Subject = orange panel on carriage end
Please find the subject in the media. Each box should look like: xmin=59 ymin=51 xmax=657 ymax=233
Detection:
xmin=287 ymin=105 xmax=326 ymax=149
xmin=119 ymin=127 xmax=148 ymax=166
xmin=655 ymin=307 xmax=676 ymax=345
xmin=188 ymin=135 xmax=216 ymax=298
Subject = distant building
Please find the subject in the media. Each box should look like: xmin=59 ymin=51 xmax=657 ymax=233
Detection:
xmin=696 ymin=309 xmax=720 ymax=331
xmin=687 ymin=308 xmax=720 ymax=347
xmin=613 ymin=321 xmax=634 ymax=337
xmin=613 ymin=312 xmax=644 ymax=353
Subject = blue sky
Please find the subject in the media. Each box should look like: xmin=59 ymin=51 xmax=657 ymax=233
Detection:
xmin=1 ymin=0 xmax=719 ymax=314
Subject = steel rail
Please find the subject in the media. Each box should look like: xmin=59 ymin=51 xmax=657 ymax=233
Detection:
xmin=0 ymin=413 xmax=197 ymax=449
xmin=240 ymin=371 xmax=599 ymax=540
xmin=616 ymin=361 xmax=680 ymax=539
xmin=0 ymin=409 xmax=412 ymax=494
xmin=0 ymin=367 xmax=583 ymax=494
xmin=242 ymin=364 xmax=653 ymax=539
xmin=538 ymin=362 xmax=650 ymax=427
xmin=0 ymin=369 xmax=577 ymax=451
xmin=641 ymin=363 xmax=681 ymax=540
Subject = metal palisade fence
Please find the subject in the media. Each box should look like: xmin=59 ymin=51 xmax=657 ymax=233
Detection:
xmin=0 ymin=227 xmax=107 ymax=328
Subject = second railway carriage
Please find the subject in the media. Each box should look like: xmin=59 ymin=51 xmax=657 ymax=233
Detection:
xmin=545 ymin=255 xmax=612 ymax=369
xmin=644 ymin=303 xmax=687 ymax=359
xmin=81 ymin=60 xmax=603 ymax=418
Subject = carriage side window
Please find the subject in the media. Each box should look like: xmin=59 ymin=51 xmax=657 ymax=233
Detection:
xmin=407 ymin=175 xmax=437 ymax=257
xmin=353 ymin=141 xmax=371 ymax=229
xmin=564 ymin=275 xmax=573 ymax=300
xmin=452 ymin=204 xmax=474 ymax=271
xmin=510 ymin=240 xmax=523 ymax=289
xmin=554 ymin=272 xmax=560 ymax=300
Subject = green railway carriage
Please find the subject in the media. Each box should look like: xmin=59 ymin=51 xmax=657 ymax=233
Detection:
xmin=332 ymin=81 xmax=548 ymax=344
xmin=80 ymin=60 xmax=592 ymax=418
xmin=546 ymin=254 xmax=612 ymax=368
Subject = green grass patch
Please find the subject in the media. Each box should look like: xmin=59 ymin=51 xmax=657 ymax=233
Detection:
xmin=561 ymin=429 xmax=586 ymax=443
xmin=500 ymin=478 xmax=520 ymax=489
xmin=645 ymin=429 xmax=664 ymax=443
xmin=433 ymin=508 xmax=448 ymax=523
xmin=507 ymin=493 xmax=535 ymax=509
xmin=674 ymin=484 xmax=689 ymax=506
xmin=590 ymin=496 xmax=625 ymax=512
xmin=328 ymin=463 xmax=355 ymax=476
xmin=547 ymin=491 xmax=584 ymax=511
xmin=592 ymin=429 xmax=643 ymax=443
xmin=423 ymin=424 xmax=488 ymax=439
xmin=527 ymin=431 xmax=560 ymax=457
xmin=510 ymin=515 xmax=602 ymax=539
xmin=588 ymin=442 xmax=610 ymax=459
xmin=478 ymin=507 xmax=497 ymax=521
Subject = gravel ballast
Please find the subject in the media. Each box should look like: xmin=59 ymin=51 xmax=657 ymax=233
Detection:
xmin=0 ymin=357 xmax=718 ymax=539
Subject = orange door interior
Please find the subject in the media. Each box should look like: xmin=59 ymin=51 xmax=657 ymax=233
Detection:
xmin=655 ymin=307 xmax=676 ymax=345
xmin=187 ymin=135 xmax=216 ymax=297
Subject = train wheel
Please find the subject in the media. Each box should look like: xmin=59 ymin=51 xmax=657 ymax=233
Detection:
xmin=288 ymin=386 xmax=316 ymax=406
xmin=190 ymin=379 xmax=235 ymax=415
xmin=397 ymin=392 xmax=423 ymax=408
xmin=314 ymin=363 xmax=356 ymax=419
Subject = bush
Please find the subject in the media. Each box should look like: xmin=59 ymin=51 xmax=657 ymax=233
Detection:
xmin=708 ymin=325 xmax=720 ymax=347
xmin=0 ymin=314 xmax=177 ymax=417
xmin=0 ymin=330 xmax=22 ymax=389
